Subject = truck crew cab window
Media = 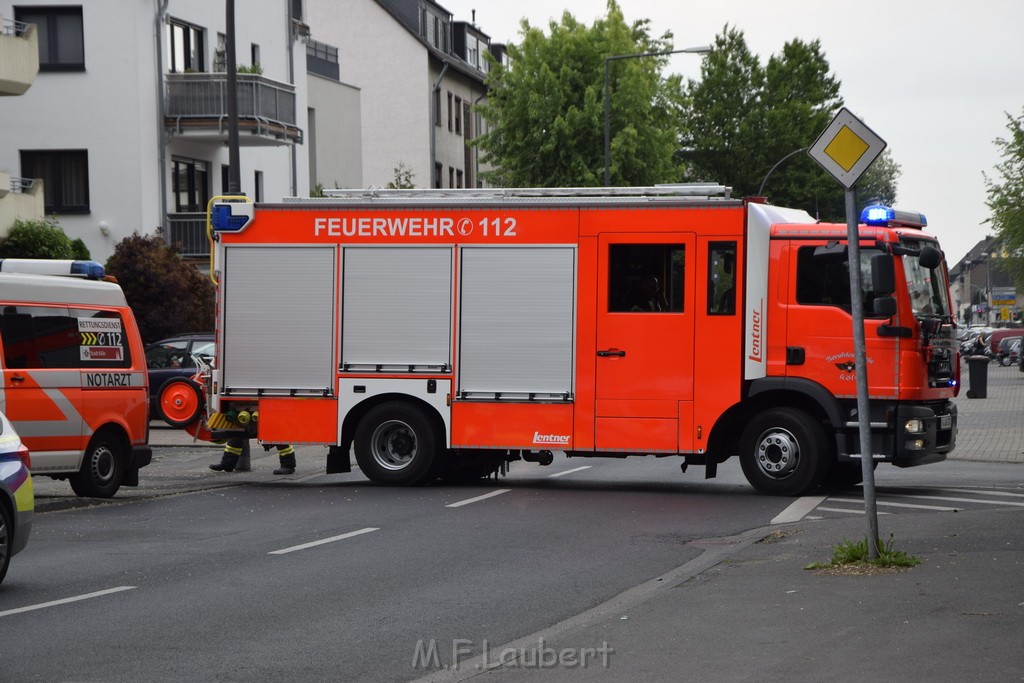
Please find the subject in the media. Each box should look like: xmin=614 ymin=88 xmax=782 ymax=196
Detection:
xmin=0 ymin=306 xmax=130 ymax=369
xmin=795 ymin=246 xmax=884 ymax=317
xmin=708 ymin=242 xmax=736 ymax=315
xmin=608 ymin=244 xmax=684 ymax=313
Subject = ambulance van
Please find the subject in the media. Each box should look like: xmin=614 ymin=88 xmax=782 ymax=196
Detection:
xmin=0 ymin=259 xmax=151 ymax=497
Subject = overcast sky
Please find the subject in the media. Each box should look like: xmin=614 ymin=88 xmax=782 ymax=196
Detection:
xmin=440 ymin=0 xmax=1024 ymax=264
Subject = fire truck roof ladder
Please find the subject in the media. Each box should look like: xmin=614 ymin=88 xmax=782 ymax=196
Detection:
xmin=297 ymin=184 xmax=732 ymax=204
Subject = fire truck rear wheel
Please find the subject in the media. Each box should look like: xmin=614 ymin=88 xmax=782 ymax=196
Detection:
xmin=69 ymin=430 xmax=124 ymax=498
xmin=355 ymin=402 xmax=440 ymax=485
xmin=739 ymin=408 xmax=828 ymax=496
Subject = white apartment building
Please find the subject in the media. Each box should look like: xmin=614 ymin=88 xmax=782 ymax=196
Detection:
xmin=308 ymin=0 xmax=502 ymax=190
xmin=0 ymin=11 xmax=42 ymax=230
xmin=0 ymin=0 xmax=309 ymax=262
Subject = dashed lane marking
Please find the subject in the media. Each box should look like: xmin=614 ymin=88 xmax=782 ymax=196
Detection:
xmin=547 ymin=466 xmax=592 ymax=478
xmin=0 ymin=586 xmax=137 ymax=618
xmin=269 ymin=527 xmax=379 ymax=555
xmin=445 ymin=489 xmax=511 ymax=508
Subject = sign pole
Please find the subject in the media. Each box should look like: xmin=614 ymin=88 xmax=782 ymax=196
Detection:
xmin=844 ymin=187 xmax=881 ymax=558
xmin=809 ymin=107 xmax=889 ymax=560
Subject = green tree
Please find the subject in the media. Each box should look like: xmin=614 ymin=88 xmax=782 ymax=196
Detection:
xmin=475 ymin=0 xmax=685 ymax=187
xmin=986 ymin=108 xmax=1024 ymax=288
xmin=385 ymin=162 xmax=416 ymax=189
xmin=104 ymin=231 xmax=215 ymax=344
xmin=0 ymin=217 xmax=84 ymax=259
xmin=683 ymin=28 xmax=899 ymax=220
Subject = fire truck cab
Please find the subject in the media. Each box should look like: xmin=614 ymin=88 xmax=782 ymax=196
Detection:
xmin=202 ymin=186 xmax=957 ymax=495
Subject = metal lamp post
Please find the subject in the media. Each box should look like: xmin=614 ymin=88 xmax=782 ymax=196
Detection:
xmin=603 ymin=45 xmax=710 ymax=186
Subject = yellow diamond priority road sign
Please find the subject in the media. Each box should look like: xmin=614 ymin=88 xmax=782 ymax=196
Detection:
xmin=808 ymin=108 xmax=886 ymax=189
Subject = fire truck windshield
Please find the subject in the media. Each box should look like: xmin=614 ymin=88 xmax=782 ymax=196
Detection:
xmin=902 ymin=241 xmax=951 ymax=317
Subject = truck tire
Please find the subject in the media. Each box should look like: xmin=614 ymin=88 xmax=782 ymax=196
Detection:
xmin=739 ymin=408 xmax=829 ymax=496
xmin=69 ymin=430 xmax=124 ymax=498
xmin=354 ymin=402 xmax=440 ymax=485
xmin=159 ymin=378 xmax=204 ymax=428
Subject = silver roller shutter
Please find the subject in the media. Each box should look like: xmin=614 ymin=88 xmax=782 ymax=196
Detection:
xmin=458 ymin=246 xmax=575 ymax=399
xmin=341 ymin=247 xmax=452 ymax=371
xmin=222 ymin=246 xmax=336 ymax=394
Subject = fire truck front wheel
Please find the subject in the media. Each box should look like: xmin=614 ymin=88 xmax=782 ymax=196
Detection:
xmin=69 ymin=430 xmax=124 ymax=498
xmin=355 ymin=402 xmax=440 ymax=485
xmin=739 ymin=408 xmax=829 ymax=496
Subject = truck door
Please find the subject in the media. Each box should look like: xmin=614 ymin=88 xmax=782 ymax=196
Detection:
xmin=595 ymin=234 xmax=695 ymax=452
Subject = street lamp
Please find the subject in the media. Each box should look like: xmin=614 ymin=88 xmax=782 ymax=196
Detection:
xmin=758 ymin=147 xmax=809 ymax=196
xmin=603 ymin=45 xmax=711 ymax=186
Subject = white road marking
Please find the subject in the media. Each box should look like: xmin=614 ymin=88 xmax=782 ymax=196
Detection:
xmin=816 ymin=506 xmax=891 ymax=515
xmin=0 ymin=586 xmax=136 ymax=618
xmin=770 ymin=495 xmax=827 ymax=525
xmin=936 ymin=488 xmax=1024 ymax=498
xmin=445 ymin=489 xmax=511 ymax=508
xmin=907 ymin=494 xmax=1024 ymax=507
xmin=547 ymin=466 xmax=592 ymax=478
xmin=833 ymin=497 xmax=959 ymax=512
xmin=269 ymin=527 xmax=379 ymax=555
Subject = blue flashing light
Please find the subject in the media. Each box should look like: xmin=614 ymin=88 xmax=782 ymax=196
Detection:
xmin=860 ymin=205 xmax=927 ymax=229
xmin=212 ymin=203 xmax=253 ymax=232
xmin=861 ymin=205 xmax=895 ymax=225
xmin=69 ymin=260 xmax=105 ymax=279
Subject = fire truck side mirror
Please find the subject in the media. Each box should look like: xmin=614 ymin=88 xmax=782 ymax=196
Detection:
xmin=918 ymin=245 xmax=941 ymax=270
xmin=873 ymin=296 xmax=897 ymax=318
xmin=871 ymin=253 xmax=896 ymax=295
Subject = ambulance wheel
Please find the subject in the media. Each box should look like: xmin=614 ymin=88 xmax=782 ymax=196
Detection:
xmin=159 ymin=379 xmax=204 ymax=428
xmin=355 ymin=402 xmax=440 ymax=486
xmin=70 ymin=431 xmax=124 ymax=498
xmin=739 ymin=408 xmax=828 ymax=496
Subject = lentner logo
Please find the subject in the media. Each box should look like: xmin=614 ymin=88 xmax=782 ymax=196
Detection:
xmin=747 ymin=299 xmax=764 ymax=362
xmin=533 ymin=432 xmax=570 ymax=445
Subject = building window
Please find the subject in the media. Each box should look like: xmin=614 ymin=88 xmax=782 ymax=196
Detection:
xmin=20 ymin=150 xmax=89 ymax=214
xmin=454 ymin=97 xmax=462 ymax=135
xmin=456 ymin=169 xmax=463 ymax=188
xmin=434 ymin=89 xmax=442 ymax=126
xmin=15 ymin=6 xmax=85 ymax=71
xmin=448 ymin=167 xmax=454 ymax=189
xmin=169 ymin=19 xmax=204 ymax=73
xmin=290 ymin=0 xmax=303 ymax=21
xmin=434 ymin=163 xmax=442 ymax=189
xmin=172 ymin=157 xmax=209 ymax=212
xmin=447 ymin=92 xmax=453 ymax=131
xmin=250 ymin=43 xmax=260 ymax=69
xmin=254 ymin=170 xmax=264 ymax=202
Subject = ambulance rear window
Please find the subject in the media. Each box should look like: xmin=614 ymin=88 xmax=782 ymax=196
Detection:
xmin=0 ymin=306 xmax=130 ymax=369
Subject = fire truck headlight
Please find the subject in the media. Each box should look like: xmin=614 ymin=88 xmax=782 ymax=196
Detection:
xmin=906 ymin=438 xmax=926 ymax=451
xmin=904 ymin=418 xmax=925 ymax=434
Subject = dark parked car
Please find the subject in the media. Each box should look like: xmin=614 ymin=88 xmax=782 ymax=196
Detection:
xmin=144 ymin=334 xmax=213 ymax=427
xmin=1 ymin=409 xmax=33 ymax=585
xmin=997 ymin=336 xmax=1022 ymax=366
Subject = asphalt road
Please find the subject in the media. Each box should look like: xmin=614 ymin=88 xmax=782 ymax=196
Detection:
xmin=4 ymin=448 xmax=1024 ymax=680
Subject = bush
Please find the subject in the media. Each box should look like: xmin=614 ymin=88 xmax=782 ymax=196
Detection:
xmin=0 ymin=217 xmax=78 ymax=259
xmin=104 ymin=230 xmax=215 ymax=344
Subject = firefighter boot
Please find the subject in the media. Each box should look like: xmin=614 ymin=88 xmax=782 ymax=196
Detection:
xmin=210 ymin=441 xmax=245 ymax=472
xmin=209 ymin=453 xmax=240 ymax=472
xmin=273 ymin=445 xmax=296 ymax=475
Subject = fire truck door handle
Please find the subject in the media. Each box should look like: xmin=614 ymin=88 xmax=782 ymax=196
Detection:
xmin=597 ymin=349 xmax=626 ymax=357
xmin=10 ymin=373 xmax=25 ymax=383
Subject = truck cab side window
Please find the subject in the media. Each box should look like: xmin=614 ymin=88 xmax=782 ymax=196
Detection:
xmin=708 ymin=242 xmax=736 ymax=315
xmin=608 ymin=244 xmax=685 ymax=313
xmin=796 ymin=246 xmax=882 ymax=317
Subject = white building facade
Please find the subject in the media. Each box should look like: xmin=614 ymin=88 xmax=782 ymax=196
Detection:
xmin=0 ymin=0 xmax=309 ymax=262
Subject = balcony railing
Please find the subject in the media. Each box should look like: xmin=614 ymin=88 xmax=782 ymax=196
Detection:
xmin=0 ymin=16 xmax=39 ymax=96
xmin=164 ymin=72 xmax=302 ymax=145
xmin=167 ymin=213 xmax=210 ymax=258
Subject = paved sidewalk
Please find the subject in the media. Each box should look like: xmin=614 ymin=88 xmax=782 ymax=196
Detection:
xmin=953 ymin=361 xmax=1024 ymax=463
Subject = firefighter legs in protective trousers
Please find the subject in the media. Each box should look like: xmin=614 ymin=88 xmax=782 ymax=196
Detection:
xmin=210 ymin=438 xmax=248 ymax=472
xmin=271 ymin=444 xmax=296 ymax=475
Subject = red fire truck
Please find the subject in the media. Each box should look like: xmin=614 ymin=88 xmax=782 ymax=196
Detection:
xmin=195 ymin=186 xmax=958 ymax=495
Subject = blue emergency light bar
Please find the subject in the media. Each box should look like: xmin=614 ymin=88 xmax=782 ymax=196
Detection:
xmin=0 ymin=259 xmax=105 ymax=279
xmin=211 ymin=202 xmax=254 ymax=233
xmin=860 ymin=205 xmax=927 ymax=229
xmin=70 ymin=260 xmax=106 ymax=279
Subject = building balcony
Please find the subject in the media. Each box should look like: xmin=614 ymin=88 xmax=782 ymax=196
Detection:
xmin=1 ymin=175 xmax=45 ymax=235
xmin=164 ymin=73 xmax=303 ymax=146
xmin=0 ymin=17 xmax=39 ymax=96
xmin=167 ymin=213 xmax=210 ymax=258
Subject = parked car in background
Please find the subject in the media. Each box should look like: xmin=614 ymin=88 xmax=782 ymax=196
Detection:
xmin=0 ymin=410 xmax=33 ymax=585
xmin=144 ymin=334 xmax=213 ymax=427
xmin=997 ymin=336 xmax=1022 ymax=366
